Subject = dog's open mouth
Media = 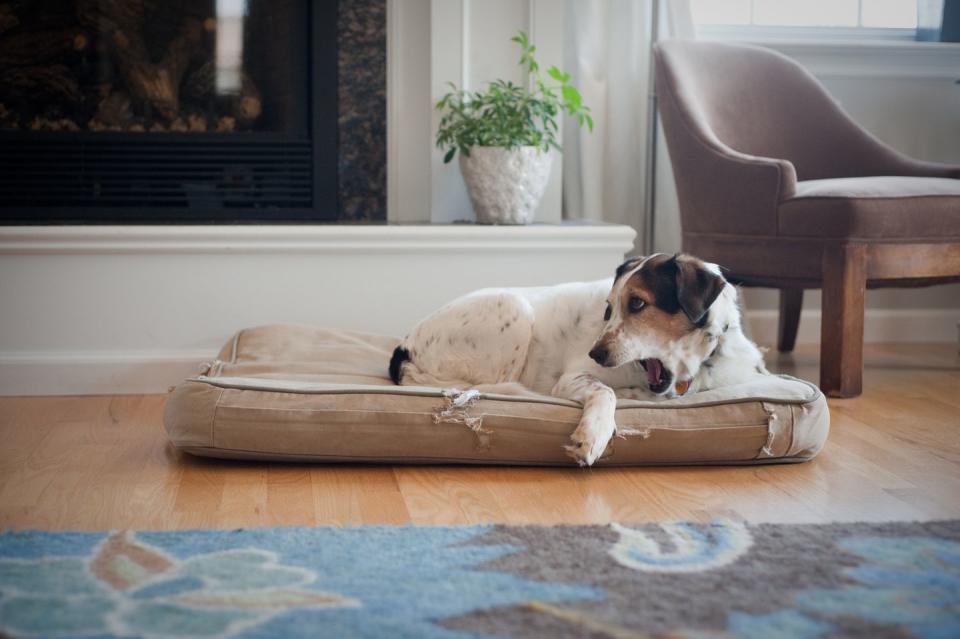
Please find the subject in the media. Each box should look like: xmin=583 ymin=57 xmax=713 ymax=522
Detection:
xmin=640 ymin=358 xmax=673 ymax=395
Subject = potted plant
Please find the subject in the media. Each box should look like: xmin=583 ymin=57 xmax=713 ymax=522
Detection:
xmin=435 ymin=32 xmax=592 ymax=224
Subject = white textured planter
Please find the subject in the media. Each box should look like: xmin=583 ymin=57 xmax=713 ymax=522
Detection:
xmin=459 ymin=146 xmax=553 ymax=224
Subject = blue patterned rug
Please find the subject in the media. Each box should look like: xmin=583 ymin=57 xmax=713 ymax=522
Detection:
xmin=1 ymin=520 xmax=958 ymax=638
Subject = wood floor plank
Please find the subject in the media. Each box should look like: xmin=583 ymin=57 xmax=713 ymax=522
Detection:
xmin=486 ymin=467 xmax=601 ymax=525
xmin=1 ymin=343 xmax=958 ymax=530
xmin=215 ymin=464 xmax=269 ymax=529
xmin=310 ymin=467 xmax=410 ymax=526
xmin=171 ymin=457 xmax=228 ymax=529
xmin=265 ymin=467 xmax=317 ymax=527
xmin=394 ymin=467 xmax=507 ymax=525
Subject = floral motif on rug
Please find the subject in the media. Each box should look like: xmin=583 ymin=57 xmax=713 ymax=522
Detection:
xmin=0 ymin=520 xmax=957 ymax=638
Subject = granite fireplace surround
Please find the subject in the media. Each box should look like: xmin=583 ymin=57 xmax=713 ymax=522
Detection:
xmin=0 ymin=0 xmax=386 ymax=223
xmin=338 ymin=0 xmax=387 ymax=222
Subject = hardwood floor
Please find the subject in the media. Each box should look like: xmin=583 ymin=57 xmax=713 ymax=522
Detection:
xmin=1 ymin=343 xmax=958 ymax=530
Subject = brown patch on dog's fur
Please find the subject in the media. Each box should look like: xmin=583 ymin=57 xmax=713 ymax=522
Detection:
xmin=620 ymin=272 xmax=692 ymax=342
xmin=632 ymin=254 xmax=724 ymax=324
xmin=595 ymin=254 xmax=726 ymax=353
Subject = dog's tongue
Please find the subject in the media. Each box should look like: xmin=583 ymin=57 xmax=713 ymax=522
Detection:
xmin=644 ymin=358 xmax=663 ymax=386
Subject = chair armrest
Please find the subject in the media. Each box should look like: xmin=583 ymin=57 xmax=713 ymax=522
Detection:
xmin=656 ymin=71 xmax=797 ymax=237
xmin=715 ymin=145 xmax=799 ymax=198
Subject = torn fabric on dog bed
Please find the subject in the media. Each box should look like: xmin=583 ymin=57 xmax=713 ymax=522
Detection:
xmin=163 ymin=324 xmax=829 ymax=466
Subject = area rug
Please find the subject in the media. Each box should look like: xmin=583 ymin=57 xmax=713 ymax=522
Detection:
xmin=1 ymin=520 xmax=958 ymax=638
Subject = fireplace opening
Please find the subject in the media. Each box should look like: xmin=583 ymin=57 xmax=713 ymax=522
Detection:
xmin=0 ymin=0 xmax=384 ymax=223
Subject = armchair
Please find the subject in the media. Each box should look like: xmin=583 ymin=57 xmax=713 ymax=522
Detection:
xmin=653 ymin=39 xmax=960 ymax=397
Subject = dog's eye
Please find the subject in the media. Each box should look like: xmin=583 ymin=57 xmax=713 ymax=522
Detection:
xmin=603 ymin=303 xmax=612 ymax=321
xmin=628 ymin=296 xmax=645 ymax=313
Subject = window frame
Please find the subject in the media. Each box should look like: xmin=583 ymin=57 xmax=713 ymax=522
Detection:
xmin=692 ymin=0 xmax=920 ymax=43
xmin=695 ymin=25 xmax=919 ymax=43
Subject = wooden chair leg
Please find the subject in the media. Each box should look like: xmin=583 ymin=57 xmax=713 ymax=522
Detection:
xmin=777 ymin=288 xmax=803 ymax=352
xmin=820 ymin=244 xmax=867 ymax=398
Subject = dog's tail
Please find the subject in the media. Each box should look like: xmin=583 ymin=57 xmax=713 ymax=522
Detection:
xmin=389 ymin=345 xmax=410 ymax=384
xmin=388 ymin=346 xmax=530 ymax=395
xmin=389 ymin=343 xmax=482 ymax=389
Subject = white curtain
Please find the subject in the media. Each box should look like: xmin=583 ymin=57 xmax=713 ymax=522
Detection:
xmin=562 ymin=0 xmax=694 ymax=253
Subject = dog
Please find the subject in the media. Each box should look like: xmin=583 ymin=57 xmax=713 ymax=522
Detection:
xmin=389 ymin=253 xmax=768 ymax=465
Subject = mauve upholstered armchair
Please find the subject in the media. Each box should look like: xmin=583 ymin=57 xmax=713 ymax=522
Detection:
xmin=653 ymin=39 xmax=960 ymax=398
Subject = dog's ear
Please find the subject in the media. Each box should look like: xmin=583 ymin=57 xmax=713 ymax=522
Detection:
xmin=673 ymin=255 xmax=725 ymax=325
xmin=615 ymin=256 xmax=644 ymax=281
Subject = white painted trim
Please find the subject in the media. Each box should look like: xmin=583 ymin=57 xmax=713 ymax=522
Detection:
xmin=526 ymin=0 xmax=536 ymax=92
xmin=529 ymin=0 xmax=564 ymax=223
xmin=0 ymin=224 xmax=636 ymax=255
xmin=747 ymin=309 xmax=960 ymax=346
xmin=430 ymin=0 xmax=469 ymax=223
xmin=4 ymin=308 xmax=953 ymax=397
xmin=461 ymin=0 xmax=471 ymax=92
xmin=386 ymin=0 xmax=432 ymax=223
xmin=0 ymin=351 xmax=211 ymax=396
xmin=0 ymin=223 xmax=637 ymax=396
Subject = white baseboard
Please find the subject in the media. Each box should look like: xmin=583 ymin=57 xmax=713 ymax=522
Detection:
xmin=0 ymin=350 xmax=211 ymax=396
xmin=2 ymin=224 xmax=955 ymax=396
xmin=2 ymin=309 xmax=955 ymax=397
xmin=746 ymin=309 xmax=959 ymax=347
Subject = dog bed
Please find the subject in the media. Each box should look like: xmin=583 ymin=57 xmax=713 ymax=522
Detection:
xmin=164 ymin=324 xmax=829 ymax=466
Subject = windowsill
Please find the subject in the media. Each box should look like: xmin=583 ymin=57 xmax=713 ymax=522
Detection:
xmin=694 ymin=28 xmax=960 ymax=78
xmin=738 ymin=38 xmax=960 ymax=52
xmin=695 ymin=25 xmax=921 ymax=43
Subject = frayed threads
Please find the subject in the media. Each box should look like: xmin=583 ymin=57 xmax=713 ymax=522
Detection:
xmin=433 ymin=389 xmax=490 ymax=448
xmin=760 ymin=408 xmax=779 ymax=457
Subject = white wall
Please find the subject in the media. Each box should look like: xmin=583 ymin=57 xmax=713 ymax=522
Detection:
xmin=389 ymin=0 xmax=565 ymax=223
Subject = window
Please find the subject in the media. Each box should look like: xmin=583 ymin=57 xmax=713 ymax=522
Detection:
xmin=691 ymin=0 xmax=919 ymax=40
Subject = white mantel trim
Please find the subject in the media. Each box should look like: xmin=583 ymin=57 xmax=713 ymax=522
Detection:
xmin=0 ymin=224 xmax=637 ymax=255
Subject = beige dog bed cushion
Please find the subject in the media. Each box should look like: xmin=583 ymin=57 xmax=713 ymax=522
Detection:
xmin=164 ymin=324 xmax=829 ymax=466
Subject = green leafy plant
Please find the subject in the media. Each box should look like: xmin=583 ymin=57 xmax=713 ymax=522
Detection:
xmin=435 ymin=31 xmax=592 ymax=164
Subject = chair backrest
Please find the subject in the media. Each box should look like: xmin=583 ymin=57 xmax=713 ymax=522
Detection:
xmin=655 ymin=39 xmax=889 ymax=182
xmin=654 ymin=39 xmax=908 ymax=237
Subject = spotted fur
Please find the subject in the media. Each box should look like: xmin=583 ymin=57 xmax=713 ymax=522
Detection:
xmin=391 ymin=254 xmax=768 ymax=465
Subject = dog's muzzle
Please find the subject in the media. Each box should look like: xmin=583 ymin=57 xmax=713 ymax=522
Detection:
xmin=589 ymin=345 xmax=613 ymax=367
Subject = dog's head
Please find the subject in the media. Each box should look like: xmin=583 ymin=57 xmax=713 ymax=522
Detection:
xmin=589 ymin=253 xmax=731 ymax=397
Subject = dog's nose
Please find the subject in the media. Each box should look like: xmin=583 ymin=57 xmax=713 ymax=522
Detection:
xmin=589 ymin=345 xmax=608 ymax=366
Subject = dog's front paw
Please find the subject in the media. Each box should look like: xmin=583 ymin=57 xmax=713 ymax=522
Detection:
xmin=565 ymin=417 xmax=616 ymax=466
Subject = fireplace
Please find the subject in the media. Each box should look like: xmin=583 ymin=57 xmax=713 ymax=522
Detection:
xmin=0 ymin=0 xmax=385 ymax=223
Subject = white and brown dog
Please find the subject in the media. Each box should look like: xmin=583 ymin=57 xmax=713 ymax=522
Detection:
xmin=389 ymin=253 xmax=768 ymax=465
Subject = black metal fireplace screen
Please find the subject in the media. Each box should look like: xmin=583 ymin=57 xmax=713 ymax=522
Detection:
xmin=0 ymin=0 xmax=340 ymax=223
